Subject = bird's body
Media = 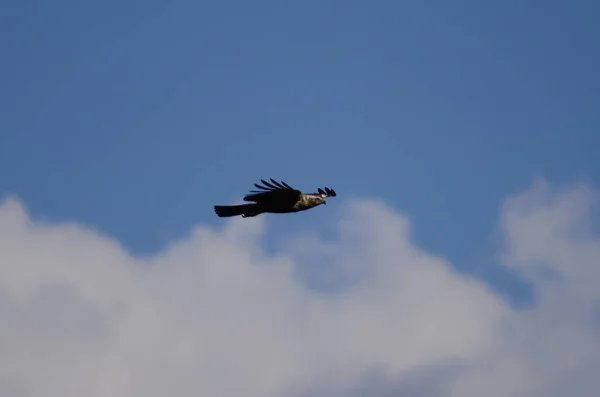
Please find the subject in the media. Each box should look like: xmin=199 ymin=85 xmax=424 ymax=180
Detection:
xmin=214 ymin=178 xmax=337 ymax=218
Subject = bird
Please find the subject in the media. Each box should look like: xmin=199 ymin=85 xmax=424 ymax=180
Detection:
xmin=214 ymin=178 xmax=337 ymax=218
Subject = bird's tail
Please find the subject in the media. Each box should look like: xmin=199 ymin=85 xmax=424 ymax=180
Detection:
xmin=214 ymin=203 xmax=262 ymax=218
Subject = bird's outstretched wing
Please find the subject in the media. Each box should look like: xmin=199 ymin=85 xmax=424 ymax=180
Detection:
xmin=316 ymin=187 xmax=337 ymax=197
xmin=243 ymin=178 xmax=302 ymax=203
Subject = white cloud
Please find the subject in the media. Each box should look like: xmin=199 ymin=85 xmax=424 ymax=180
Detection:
xmin=0 ymin=180 xmax=599 ymax=397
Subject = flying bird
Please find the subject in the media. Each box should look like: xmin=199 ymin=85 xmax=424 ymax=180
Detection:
xmin=214 ymin=178 xmax=337 ymax=218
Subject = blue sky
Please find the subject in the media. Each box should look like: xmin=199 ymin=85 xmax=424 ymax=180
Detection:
xmin=2 ymin=0 xmax=598 ymax=301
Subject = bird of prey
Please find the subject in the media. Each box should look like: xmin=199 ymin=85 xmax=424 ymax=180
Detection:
xmin=214 ymin=178 xmax=337 ymax=218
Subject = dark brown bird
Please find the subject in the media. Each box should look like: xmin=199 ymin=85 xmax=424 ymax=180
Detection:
xmin=214 ymin=178 xmax=337 ymax=218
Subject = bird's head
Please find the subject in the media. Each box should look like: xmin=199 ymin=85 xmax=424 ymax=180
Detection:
xmin=304 ymin=194 xmax=327 ymax=207
xmin=304 ymin=186 xmax=337 ymax=208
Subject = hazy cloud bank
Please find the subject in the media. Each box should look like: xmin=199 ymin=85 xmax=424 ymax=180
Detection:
xmin=1 ymin=180 xmax=599 ymax=397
